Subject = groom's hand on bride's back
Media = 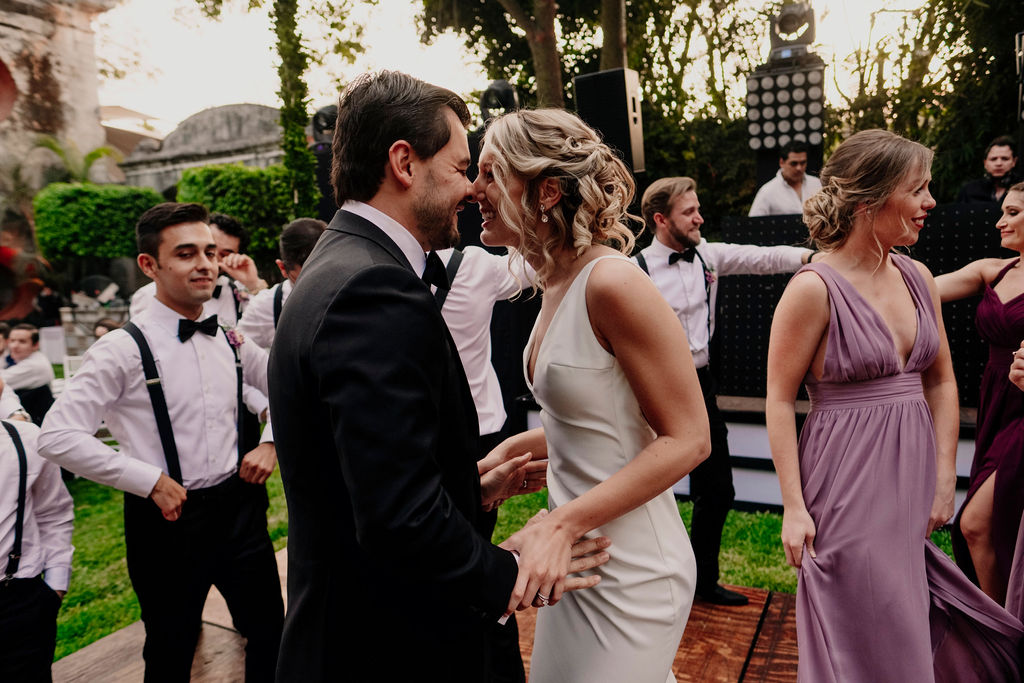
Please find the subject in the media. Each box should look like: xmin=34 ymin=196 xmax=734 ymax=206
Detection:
xmin=499 ymin=510 xmax=611 ymax=613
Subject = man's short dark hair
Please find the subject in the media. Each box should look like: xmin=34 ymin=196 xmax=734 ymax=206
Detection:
xmin=985 ymin=135 xmax=1017 ymax=158
xmin=780 ymin=141 xmax=809 ymax=160
xmin=209 ymin=213 xmax=248 ymax=253
xmin=0 ymin=322 xmax=10 ymax=340
xmin=279 ymin=218 xmax=327 ymax=270
xmin=11 ymin=323 xmax=39 ymax=345
xmin=136 ymin=203 xmax=210 ymax=258
xmin=331 ymin=70 xmax=471 ymax=206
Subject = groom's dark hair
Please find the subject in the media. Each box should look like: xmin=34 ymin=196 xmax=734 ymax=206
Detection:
xmin=331 ymin=70 xmax=471 ymax=206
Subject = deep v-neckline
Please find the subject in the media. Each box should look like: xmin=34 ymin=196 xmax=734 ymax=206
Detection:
xmin=526 ymin=256 xmax=619 ymax=386
xmin=817 ymin=258 xmax=922 ymax=372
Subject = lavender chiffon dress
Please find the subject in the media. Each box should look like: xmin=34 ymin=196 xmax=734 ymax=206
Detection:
xmin=793 ymin=255 xmax=1022 ymax=682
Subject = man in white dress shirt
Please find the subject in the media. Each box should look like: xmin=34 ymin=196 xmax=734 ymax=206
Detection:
xmin=132 ymin=213 xmax=270 ymax=457
xmin=0 ymin=415 xmax=73 ymax=680
xmin=2 ymin=324 xmax=56 ymax=426
xmin=748 ymin=141 xmax=823 ymax=217
xmin=636 ymin=176 xmax=813 ymax=606
xmin=238 ymin=218 xmax=326 ymax=349
xmin=38 ymin=203 xmax=283 ymax=682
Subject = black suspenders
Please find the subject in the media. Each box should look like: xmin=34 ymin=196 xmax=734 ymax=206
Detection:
xmin=636 ymin=249 xmax=713 ymax=335
xmin=3 ymin=421 xmax=28 ymax=582
xmin=433 ymin=249 xmax=465 ymax=309
xmin=272 ymin=284 xmax=284 ymax=328
xmin=123 ymin=322 xmax=245 ymax=486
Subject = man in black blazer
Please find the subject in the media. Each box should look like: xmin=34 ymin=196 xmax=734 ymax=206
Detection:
xmin=269 ymin=72 xmax=591 ymax=682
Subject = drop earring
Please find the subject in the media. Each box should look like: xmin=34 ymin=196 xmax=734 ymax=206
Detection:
xmin=540 ymin=204 xmax=549 ymax=223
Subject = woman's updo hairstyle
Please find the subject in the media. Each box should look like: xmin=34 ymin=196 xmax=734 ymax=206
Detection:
xmin=803 ymin=129 xmax=933 ymax=251
xmin=482 ymin=108 xmax=639 ymax=285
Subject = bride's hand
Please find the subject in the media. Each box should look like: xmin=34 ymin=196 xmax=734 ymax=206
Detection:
xmin=479 ymin=454 xmax=547 ymax=510
xmin=499 ymin=514 xmax=575 ymax=611
xmin=781 ymin=507 xmax=817 ymax=569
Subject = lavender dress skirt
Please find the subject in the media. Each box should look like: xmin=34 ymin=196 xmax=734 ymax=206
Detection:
xmin=793 ymin=257 xmax=1022 ymax=682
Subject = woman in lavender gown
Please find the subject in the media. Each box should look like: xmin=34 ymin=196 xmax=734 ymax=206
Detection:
xmin=766 ymin=129 xmax=1022 ymax=682
xmin=935 ymin=181 xmax=1024 ymax=606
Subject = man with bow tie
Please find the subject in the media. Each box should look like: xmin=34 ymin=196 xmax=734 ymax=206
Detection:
xmin=634 ymin=176 xmax=813 ymax=607
xmin=38 ymin=202 xmax=283 ymax=682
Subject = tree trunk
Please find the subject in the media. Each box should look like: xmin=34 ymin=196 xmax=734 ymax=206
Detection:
xmin=599 ymin=0 xmax=627 ymax=71
xmin=529 ymin=0 xmax=565 ymax=107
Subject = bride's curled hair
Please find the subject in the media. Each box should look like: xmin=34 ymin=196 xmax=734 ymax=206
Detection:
xmin=482 ymin=109 xmax=638 ymax=286
xmin=803 ymin=129 xmax=932 ymax=251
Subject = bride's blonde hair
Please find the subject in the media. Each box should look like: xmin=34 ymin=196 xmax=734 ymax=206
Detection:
xmin=482 ymin=109 xmax=638 ymax=286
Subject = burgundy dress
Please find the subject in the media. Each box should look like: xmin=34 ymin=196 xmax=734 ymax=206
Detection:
xmin=952 ymin=259 xmax=1024 ymax=593
xmin=792 ymin=255 xmax=1022 ymax=682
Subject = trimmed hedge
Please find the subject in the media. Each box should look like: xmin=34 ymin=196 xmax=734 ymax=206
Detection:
xmin=33 ymin=183 xmax=164 ymax=260
xmin=176 ymin=164 xmax=299 ymax=270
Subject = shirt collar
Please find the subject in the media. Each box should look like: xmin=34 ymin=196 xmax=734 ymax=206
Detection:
xmin=648 ymin=235 xmax=706 ymax=258
xmin=342 ymin=200 xmax=427 ymax=276
xmin=145 ymin=296 xmax=213 ymax=339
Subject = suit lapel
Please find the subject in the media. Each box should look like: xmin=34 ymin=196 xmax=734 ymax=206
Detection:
xmin=327 ymin=210 xmax=416 ymax=273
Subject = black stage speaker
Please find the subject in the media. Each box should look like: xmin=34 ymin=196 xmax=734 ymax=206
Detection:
xmin=573 ymin=68 xmax=645 ymax=173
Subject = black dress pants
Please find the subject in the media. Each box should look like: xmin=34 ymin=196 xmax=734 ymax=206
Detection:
xmin=690 ymin=366 xmax=735 ymax=592
xmin=476 ymin=428 xmax=525 ymax=683
xmin=124 ymin=476 xmax=283 ymax=683
xmin=0 ymin=575 xmax=60 ymax=682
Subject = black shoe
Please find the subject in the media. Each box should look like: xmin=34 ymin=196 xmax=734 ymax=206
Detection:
xmin=696 ymin=584 xmax=749 ymax=606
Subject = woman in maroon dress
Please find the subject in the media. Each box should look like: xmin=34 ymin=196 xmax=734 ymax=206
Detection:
xmin=936 ymin=181 xmax=1024 ymax=606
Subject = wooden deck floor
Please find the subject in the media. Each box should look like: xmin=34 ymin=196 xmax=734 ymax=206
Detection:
xmin=53 ymin=550 xmax=797 ymax=682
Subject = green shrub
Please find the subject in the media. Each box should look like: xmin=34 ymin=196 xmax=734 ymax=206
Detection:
xmin=33 ymin=183 xmax=163 ymax=261
xmin=176 ymin=164 xmax=301 ymax=272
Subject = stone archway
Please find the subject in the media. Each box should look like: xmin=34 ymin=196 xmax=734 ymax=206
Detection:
xmin=0 ymin=58 xmax=16 ymax=122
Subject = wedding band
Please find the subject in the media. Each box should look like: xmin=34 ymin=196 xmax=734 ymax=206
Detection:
xmin=521 ymin=479 xmax=528 ymax=489
xmin=537 ymin=593 xmax=550 ymax=606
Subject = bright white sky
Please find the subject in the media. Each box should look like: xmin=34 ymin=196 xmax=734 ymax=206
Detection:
xmin=94 ymin=0 xmax=926 ymax=135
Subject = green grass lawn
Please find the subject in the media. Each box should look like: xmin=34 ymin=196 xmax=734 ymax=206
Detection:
xmin=56 ymin=475 xmax=957 ymax=660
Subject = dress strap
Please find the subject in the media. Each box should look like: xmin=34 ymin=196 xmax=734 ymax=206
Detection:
xmin=991 ymin=258 xmax=1021 ymax=288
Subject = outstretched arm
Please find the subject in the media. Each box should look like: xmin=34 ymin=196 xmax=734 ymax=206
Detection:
xmin=766 ymin=270 xmax=829 ymax=568
xmin=934 ymin=258 xmax=1006 ymax=303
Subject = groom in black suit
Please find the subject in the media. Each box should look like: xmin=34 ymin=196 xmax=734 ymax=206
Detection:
xmin=269 ymin=71 xmax=569 ymax=682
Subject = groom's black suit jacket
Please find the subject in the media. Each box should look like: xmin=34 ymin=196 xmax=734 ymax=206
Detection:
xmin=269 ymin=210 xmax=519 ymax=682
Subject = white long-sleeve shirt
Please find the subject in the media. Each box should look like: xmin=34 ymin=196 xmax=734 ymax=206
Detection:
xmin=131 ymin=278 xmax=268 ymax=419
xmin=0 ymin=420 xmax=73 ymax=591
xmin=1 ymin=350 xmax=55 ymax=391
xmin=435 ymin=247 xmax=529 ymax=436
xmin=238 ymin=280 xmax=292 ymax=350
xmin=39 ymin=298 xmax=271 ymax=496
xmin=635 ymin=236 xmax=808 ymax=368
xmin=748 ymin=170 xmax=822 ymax=217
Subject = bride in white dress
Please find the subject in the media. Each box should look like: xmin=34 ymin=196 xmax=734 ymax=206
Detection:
xmin=476 ymin=109 xmax=710 ymax=683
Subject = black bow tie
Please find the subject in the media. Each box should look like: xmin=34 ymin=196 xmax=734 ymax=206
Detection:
xmin=178 ymin=315 xmax=219 ymax=343
xmin=212 ymin=284 xmax=222 ymax=299
xmin=669 ymin=248 xmax=697 ymax=265
xmin=422 ymin=251 xmax=450 ymax=291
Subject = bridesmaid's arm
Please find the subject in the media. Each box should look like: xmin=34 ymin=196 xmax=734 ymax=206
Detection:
xmin=766 ymin=270 xmax=829 ymax=569
xmin=915 ymin=261 xmax=960 ymax=534
xmin=934 ymin=258 xmax=1007 ymax=303
xmin=498 ymin=257 xmax=710 ymax=607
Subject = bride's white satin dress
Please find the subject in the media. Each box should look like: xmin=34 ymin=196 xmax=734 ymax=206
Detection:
xmin=525 ymin=256 xmax=696 ymax=683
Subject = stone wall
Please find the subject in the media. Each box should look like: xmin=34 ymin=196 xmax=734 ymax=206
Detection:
xmin=121 ymin=104 xmax=283 ymax=194
xmin=0 ymin=0 xmax=116 ymax=186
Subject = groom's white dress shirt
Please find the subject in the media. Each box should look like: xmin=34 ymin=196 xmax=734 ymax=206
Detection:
xmin=38 ymin=298 xmax=271 ymax=496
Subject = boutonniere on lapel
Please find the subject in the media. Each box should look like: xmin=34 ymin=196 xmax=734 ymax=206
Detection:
xmin=704 ymin=267 xmax=716 ymax=286
xmin=233 ymin=287 xmax=250 ymax=305
xmin=222 ymin=326 xmax=245 ymax=349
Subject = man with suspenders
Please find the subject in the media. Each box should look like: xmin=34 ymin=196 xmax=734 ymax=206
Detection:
xmin=238 ymin=218 xmax=326 ymax=350
xmin=635 ymin=177 xmax=812 ymax=606
xmin=39 ymin=203 xmax=283 ymax=682
xmin=0 ymin=414 xmax=73 ymax=681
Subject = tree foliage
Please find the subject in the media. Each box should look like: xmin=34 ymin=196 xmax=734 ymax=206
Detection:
xmin=33 ymin=183 xmax=163 ymax=261
xmin=176 ymin=164 xmax=296 ymax=273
